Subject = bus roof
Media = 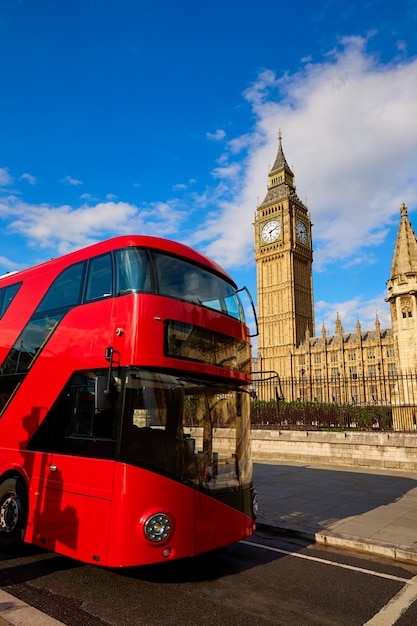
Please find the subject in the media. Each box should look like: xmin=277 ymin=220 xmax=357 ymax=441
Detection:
xmin=0 ymin=235 xmax=236 ymax=288
xmin=0 ymin=271 xmax=19 ymax=280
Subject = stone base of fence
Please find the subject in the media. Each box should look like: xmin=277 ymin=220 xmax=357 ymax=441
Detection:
xmin=252 ymin=430 xmax=417 ymax=471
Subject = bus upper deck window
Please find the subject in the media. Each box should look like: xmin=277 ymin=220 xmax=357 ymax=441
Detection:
xmin=0 ymin=282 xmax=22 ymax=319
xmin=115 ymin=248 xmax=151 ymax=295
xmin=37 ymin=262 xmax=85 ymax=313
xmin=85 ymin=254 xmax=113 ymax=302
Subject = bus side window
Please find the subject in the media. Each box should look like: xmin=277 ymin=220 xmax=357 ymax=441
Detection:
xmin=67 ymin=373 xmax=116 ymax=440
xmin=84 ymin=254 xmax=113 ymax=302
xmin=27 ymin=371 xmax=117 ymax=459
xmin=0 ymin=374 xmax=23 ymax=415
xmin=69 ymin=381 xmax=95 ymax=436
xmin=0 ymin=282 xmax=22 ymax=319
xmin=37 ymin=262 xmax=85 ymax=313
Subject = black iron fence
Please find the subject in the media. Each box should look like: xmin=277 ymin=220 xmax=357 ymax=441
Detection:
xmin=250 ymin=372 xmax=417 ymax=431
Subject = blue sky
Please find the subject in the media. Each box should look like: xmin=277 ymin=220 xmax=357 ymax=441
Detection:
xmin=1 ymin=0 xmax=417 ymax=347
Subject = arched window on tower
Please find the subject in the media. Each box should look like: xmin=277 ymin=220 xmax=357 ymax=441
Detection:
xmin=401 ymin=296 xmax=413 ymax=318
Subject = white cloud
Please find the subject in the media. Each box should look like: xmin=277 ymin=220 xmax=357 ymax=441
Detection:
xmin=173 ymin=178 xmax=196 ymax=191
xmin=0 ymin=168 xmax=13 ymax=186
xmin=211 ymin=163 xmax=241 ymax=180
xmin=20 ymin=173 xmax=37 ymax=185
xmin=0 ymin=195 xmax=21 ymax=218
xmin=0 ymin=256 xmax=22 ymax=274
xmin=60 ymin=175 xmax=83 ymax=186
xmin=0 ymin=196 xmax=188 ymax=255
xmin=206 ymin=129 xmax=226 ymax=141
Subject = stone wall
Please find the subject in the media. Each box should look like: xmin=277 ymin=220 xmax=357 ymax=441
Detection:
xmin=252 ymin=430 xmax=417 ymax=471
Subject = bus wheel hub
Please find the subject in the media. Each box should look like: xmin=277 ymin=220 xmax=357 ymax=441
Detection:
xmin=0 ymin=496 xmax=19 ymax=533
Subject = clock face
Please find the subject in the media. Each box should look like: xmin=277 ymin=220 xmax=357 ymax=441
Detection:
xmin=261 ymin=219 xmax=281 ymax=244
xmin=296 ymin=220 xmax=308 ymax=244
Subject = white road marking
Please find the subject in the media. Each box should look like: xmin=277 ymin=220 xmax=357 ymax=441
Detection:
xmin=242 ymin=540 xmax=410 ymax=582
xmin=243 ymin=539 xmax=417 ymax=624
xmin=363 ymin=576 xmax=417 ymax=625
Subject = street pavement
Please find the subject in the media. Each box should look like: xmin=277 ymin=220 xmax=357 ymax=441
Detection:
xmin=254 ymin=460 xmax=417 ymax=564
xmin=2 ymin=460 xmax=417 ymax=624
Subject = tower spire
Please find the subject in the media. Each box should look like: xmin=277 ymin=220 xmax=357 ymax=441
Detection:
xmin=269 ymin=130 xmax=294 ymax=180
xmin=389 ymin=203 xmax=417 ymax=279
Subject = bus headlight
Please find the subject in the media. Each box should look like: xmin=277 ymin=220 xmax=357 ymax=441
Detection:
xmin=143 ymin=513 xmax=172 ymax=543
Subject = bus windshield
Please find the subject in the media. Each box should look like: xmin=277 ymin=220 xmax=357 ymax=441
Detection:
xmin=119 ymin=368 xmax=252 ymax=492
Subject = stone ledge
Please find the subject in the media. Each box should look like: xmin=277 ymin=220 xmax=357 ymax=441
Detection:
xmin=252 ymin=429 xmax=417 ymax=470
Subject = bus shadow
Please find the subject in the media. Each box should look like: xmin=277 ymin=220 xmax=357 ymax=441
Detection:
xmin=0 ymin=539 xmax=286 ymax=587
xmin=0 ymin=544 xmax=79 ymax=587
xmin=116 ymin=537 xmax=288 ymax=584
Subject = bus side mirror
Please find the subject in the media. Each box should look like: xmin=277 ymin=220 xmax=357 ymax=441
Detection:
xmin=95 ymin=375 xmax=112 ymax=413
xmin=236 ymin=286 xmax=258 ymax=337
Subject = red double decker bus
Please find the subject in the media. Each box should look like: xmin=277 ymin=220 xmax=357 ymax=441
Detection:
xmin=0 ymin=235 xmax=257 ymax=567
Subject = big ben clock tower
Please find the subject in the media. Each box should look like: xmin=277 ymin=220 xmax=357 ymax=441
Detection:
xmin=255 ymin=132 xmax=314 ymax=381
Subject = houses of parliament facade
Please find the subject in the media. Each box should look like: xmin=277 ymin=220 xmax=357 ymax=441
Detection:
xmin=254 ymin=134 xmax=417 ymax=429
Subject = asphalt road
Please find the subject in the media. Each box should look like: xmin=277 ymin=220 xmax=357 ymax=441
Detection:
xmin=1 ymin=530 xmax=417 ymax=625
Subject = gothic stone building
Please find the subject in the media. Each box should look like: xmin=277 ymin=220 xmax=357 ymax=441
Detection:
xmin=254 ymin=135 xmax=417 ymax=429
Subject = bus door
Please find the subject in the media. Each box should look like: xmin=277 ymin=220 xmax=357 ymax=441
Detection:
xmin=32 ymin=453 xmax=115 ymax=563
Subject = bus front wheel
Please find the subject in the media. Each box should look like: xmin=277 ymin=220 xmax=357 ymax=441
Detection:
xmin=0 ymin=477 xmax=27 ymax=550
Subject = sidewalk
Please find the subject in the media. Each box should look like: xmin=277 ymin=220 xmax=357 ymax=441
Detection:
xmin=254 ymin=461 xmax=417 ymax=564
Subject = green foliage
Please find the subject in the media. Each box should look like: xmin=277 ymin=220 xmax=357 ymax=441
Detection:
xmin=250 ymin=399 xmax=393 ymax=430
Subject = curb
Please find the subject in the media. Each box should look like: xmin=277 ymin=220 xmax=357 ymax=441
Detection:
xmin=256 ymin=522 xmax=417 ymax=565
